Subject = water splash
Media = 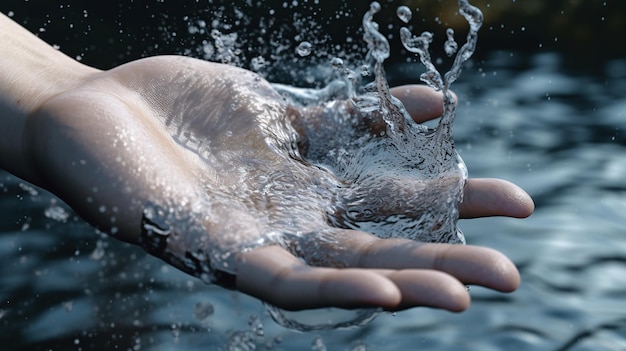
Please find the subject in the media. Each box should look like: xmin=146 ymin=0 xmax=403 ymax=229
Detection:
xmin=312 ymin=0 xmax=483 ymax=244
xmin=209 ymin=29 xmax=241 ymax=65
xmin=143 ymin=0 xmax=483 ymax=332
xmin=264 ymin=1 xmax=483 ymax=330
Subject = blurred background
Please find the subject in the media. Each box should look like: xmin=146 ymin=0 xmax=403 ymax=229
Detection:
xmin=1 ymin=1 xmax=626 ymax=350
xmin=2 ymin=0 xmax=623 ymax=69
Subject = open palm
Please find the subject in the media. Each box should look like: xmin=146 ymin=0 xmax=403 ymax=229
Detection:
xmin=23 ymin=56 xmax=533 ymax=312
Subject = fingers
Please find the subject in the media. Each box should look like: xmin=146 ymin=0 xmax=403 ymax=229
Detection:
xmin=353 ymin=237 xmax=521 ymax=293
xmin=294 ymin=228 xmax=520 ymax=294
xmin=236 ymin=246 xmax=402 ymax=310
xmin=378 ymin=269 xmax=470 ymax=311
xmin=460 ymin=178 xmax=534 ymax=219
xmin=390 ymin=85 xmax=457 ymax=123
xmin=236 ymin=226 xmax=520 ymax=312
xmin=236 ymin=245 xmax=471 ymax=312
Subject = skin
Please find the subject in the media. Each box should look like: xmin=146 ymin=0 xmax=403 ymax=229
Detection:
xmin=0 ymin=13 xmax=533 ymax=313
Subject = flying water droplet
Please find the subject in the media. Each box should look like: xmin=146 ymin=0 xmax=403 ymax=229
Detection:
xmin=296 ymin=41 xmax=313 ymax=57
xmin=444 ymin=28 xmax=458 ymax=56
xmin=396 ymin=6 xmax=412 ymax=23
xmin=330 ymin=57 xmax=344 ymax=70
xmin=251 ymin=56 xmax=266 ymax=70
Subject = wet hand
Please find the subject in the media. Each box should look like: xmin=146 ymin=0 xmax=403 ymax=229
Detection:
xmin=24 ymin=57 xmax=533 ymax=313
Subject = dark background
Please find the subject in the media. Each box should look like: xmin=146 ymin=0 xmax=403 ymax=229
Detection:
xmin=1 ymin=0 xmax=623 ymax=73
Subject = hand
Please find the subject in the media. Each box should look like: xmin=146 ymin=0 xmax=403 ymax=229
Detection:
xmin=20 ymin=56 xmax=532 ymax=313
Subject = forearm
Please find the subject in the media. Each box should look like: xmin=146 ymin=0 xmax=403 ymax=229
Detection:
xmin=0 ymin=12 xmax=99 ymax=180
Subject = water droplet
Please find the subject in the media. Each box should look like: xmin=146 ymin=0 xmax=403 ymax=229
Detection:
xmin=360 ymin=64 xmax=370 ymax=76
xmin=296 ymin=41 xmax=313 ymax=57
xmin=330 ymin=57 xmax=344 ymax=70
xmin=444 ymin=28 xmax=458 ymax=56
xmin=396 ymin=6 xmax=412 ymax=23
xmin=369 ymin=1 xmax=381 ymax=13
xmin=251 ymin=56 xmax=266 ymax=70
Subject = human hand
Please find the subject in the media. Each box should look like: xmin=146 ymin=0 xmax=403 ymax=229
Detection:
xmin=22 ymin=56 xmax=533 ymax=313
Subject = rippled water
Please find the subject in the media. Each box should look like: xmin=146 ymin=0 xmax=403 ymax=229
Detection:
xmin=2 ymin=50 xmax=626 ymax=350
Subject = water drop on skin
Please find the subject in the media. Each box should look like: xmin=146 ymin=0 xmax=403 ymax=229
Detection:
xmin=396 ymin=6 xmax=412 ymax=24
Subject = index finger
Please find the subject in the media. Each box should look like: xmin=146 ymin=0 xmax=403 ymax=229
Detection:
xmin=460 ymin=178 xmax=535 ymax=219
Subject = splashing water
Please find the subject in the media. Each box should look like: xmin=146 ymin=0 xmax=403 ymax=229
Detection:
xmin=264 ymin=0 xmax=483 ymax=330
xmin=140 ymin=0 xmax=483 ymax=332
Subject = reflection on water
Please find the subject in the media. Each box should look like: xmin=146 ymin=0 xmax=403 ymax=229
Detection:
xmin=2 ymin=51 xmax=626 ymax=350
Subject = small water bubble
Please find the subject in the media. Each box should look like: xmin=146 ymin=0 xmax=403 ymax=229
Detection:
xmin=296 ymin=41 xmax=313 ymax=57
xmin=396 ymin=6 xmax=412 ymax=23
xmin=330 ymin=57 xmax=344 ymax=70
